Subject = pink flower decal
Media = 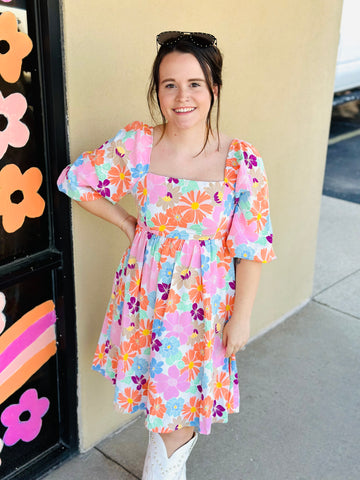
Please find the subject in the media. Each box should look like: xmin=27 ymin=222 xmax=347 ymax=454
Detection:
xmin=1 ymin=389 xmax=50 ymax=446
xmin=0 ymin=92 xmax=29 ymax=159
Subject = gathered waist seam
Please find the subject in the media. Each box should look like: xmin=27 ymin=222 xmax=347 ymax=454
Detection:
xmin=135 ymin=223 xmax=225 ymax=242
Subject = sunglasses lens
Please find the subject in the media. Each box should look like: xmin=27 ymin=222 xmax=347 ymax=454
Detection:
xmin=157 ymin=31 xmax=182 ymax=45
xmin=190 ymin=33 xmax=216 ymax=46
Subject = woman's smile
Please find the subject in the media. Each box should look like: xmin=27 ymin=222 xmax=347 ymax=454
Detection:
xmin=173 ymin=107 xmax=196 ymax=113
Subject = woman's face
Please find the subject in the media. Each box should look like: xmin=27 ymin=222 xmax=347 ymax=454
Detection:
xmin=157 ymin=51 xmax=217 ymax=132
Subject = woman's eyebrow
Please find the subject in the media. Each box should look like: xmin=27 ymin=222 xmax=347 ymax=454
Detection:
xmin=160 ymin=78 xmax=205 ymax=84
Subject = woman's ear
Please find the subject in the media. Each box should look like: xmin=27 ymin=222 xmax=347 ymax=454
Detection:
xmin=213 ymin=84 xmax=219 ymax=99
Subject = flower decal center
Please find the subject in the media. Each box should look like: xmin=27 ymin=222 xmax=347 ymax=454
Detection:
xmin=1 ymin=389 xmax=50 ymax=446
xmin=0 ymin=39 xmax=10 ymax=54
xmin=0 ymin=113 xmax=9 ymax=130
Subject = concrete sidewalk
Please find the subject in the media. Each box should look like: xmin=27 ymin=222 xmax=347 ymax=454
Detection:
xmin=42 ymin=196 xmax=360 ymax=480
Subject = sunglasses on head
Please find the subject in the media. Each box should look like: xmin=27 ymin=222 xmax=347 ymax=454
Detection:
xmin=156 ymin=31 xmax=217 ymax=49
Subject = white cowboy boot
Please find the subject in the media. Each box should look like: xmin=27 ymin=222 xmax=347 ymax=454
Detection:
xmin=142 ymin=431 xmax=198 ymax=480
xmin=177 ymin=432 xmax=198 ymax=480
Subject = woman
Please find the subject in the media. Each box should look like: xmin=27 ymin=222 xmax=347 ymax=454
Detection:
xmin=57 ymin=31 xmax=275 ymax=480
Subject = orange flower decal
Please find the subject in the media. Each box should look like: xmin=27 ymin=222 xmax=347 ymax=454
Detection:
xmin=0 ymin=164 xmax=45 ymax=233
xmin=0 ymin=11 xmax=33 ymax=83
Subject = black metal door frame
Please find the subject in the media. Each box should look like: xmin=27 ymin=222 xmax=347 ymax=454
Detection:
xmin=0 ymin=0 xmax=78 ymax=478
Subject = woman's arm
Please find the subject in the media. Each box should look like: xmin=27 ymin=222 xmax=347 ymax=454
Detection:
xmin=222 ymin=259 xmax=262 ymax=357
xmin=74 ymin=198 xmax=137 ymax=243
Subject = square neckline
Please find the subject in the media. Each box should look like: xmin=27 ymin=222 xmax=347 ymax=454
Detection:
xmin=146 ymin=126 xmax=237 ymax=184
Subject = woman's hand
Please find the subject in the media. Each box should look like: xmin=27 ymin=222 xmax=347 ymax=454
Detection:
xmin=222 ymin=316 xmax=250 ymax=358
xmin=221 ymin=258 xmax=262 ymax=358
xmin=121 ymin=214 xmax=137 ymax=243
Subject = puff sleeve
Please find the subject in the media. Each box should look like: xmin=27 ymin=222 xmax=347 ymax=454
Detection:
xmin=226 ymin=141 xmax=276 ymax=263
xmin=57 ymin=122 xmax=151 ymax=204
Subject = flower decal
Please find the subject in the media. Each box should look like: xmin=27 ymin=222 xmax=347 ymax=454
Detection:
xmin=0 ymin=92 xmax=30 ymax=159
xmin=0 ymin=11 xmax=33 ymax=83
xmin=1 ymin=389 xmax=50 ymax=446
xmin=0 ymin=164 xmax=45 ymax=233
xmin=0 ymin=292 xmax=5 ymax=334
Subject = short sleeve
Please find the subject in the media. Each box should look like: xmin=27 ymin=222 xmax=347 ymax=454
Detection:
xmin=57 ymin=121 xmax=152 ymax=204
xmin=226 ymin=140 xmax=276 ymax=263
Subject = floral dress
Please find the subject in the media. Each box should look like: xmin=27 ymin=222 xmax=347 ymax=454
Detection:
xmin=57 ymin=121 xmax=275 ymax=434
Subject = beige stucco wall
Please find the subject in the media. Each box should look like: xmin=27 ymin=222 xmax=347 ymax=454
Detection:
xmin=61 ymin=0 xmax=343 ymax=450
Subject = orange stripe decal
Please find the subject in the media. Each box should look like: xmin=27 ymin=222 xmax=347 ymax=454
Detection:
xmin=0 ymin=340 xmax=56 ymax=405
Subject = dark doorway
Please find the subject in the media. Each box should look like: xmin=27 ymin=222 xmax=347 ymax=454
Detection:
xmin=0 ymin=1 xmax=78 ymax=478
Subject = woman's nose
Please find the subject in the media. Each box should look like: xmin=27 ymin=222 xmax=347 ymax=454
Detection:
xmin=176 ymin=86 xmax=188 ymax=101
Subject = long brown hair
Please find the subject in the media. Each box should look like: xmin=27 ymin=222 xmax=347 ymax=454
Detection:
xmin=147 ymin=37 xmax=223 ymax=154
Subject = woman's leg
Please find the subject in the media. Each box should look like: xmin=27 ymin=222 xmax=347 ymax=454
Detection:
xmin=160 ymin=427 xmax=195 ymax=458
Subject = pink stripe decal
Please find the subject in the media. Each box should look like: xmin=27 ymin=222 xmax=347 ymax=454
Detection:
xmin=0 ymin=325 xmax=56 ymax=385
xmin=0 ymin=310 xmax=56 ymax=374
